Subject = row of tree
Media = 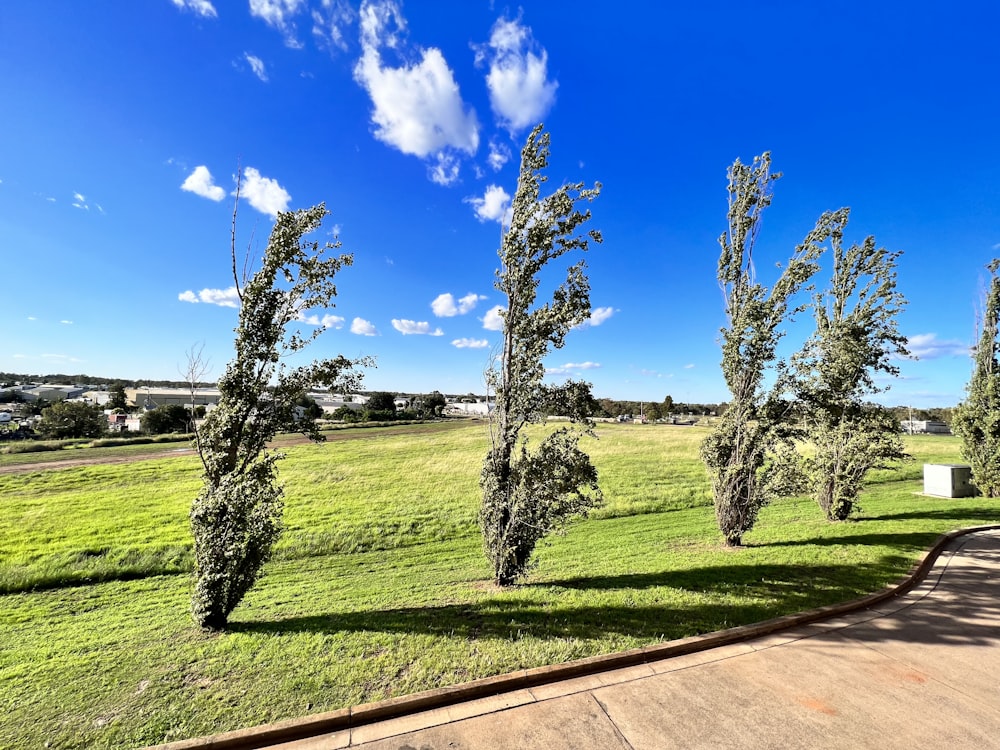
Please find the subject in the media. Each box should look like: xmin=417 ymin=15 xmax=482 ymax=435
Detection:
xmin=183 ymin=128 xmax=1000 ymax=631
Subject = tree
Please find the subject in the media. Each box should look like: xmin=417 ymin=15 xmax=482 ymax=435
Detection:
xmin=700 ymin=152 xmax=823 ymax=546
xmin=142 ymin=404 xmax=190 ymax=434
xmin=953 ymin=259 xmax=1000 ymax=497
xmin=791 ymin=208 xmax=910 ymax=520
xmin=181 ymin=342 xmax=211 ymax=433
xmin=422 ymin=391 xmax=447 ymax=417
xmin=662 ymin=394 xmax=674 ymax=415
xmin=366 ymin=391 xmax=397 ymax=412
xmin=190 ymin=194 xmax=369 ymax=630
xmin=480 ymin=124 xmax=604 ymax=586
xmin=37 ymin=401 xmax=106 ymax=438
xmin=107 ymin=384 xmax=129 ymax=412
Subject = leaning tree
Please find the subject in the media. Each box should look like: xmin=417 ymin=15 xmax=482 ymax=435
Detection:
xmin=792 ymin=208 xmax=910 ymax=520
xmin=190 ymin=194 xmax=369 ymax=630
xmin=952 ymin=259 xmax=1000 ymax=497
xmin=480 ymin=124 xmax=604 ymax=586
xmin=701 ymin=152 xmax=824 ymax=546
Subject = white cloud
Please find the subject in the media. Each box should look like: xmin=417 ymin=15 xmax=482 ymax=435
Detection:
xmin=249 ymin=0 xmax=305 ymax=47
xmin=353 ymin=0 xmax=479 ymax=181
xmin=238 ymin=167 xmax=291 ymax=217
xmin=545 ymin=361 xmax=601 ymax=376
xmin=432 ymin=292 xmax=486 ymax=317
xmin=907 ymin=333 xmax=970 ymax=359
xmin=311 ymin=0 xmax=354 ymax=52
xmin=466 ymin=184 xmax=512 ymax=225
xmin=478 ymin=15 xmax=557 ymax=132
xmin=297 ymin=312 xmax=345 ymax=328
xmin=575 ymin=306 xmax=615 ymax=329
xmin=482 ymin=304 xmax=504 ymax=331
xmin=181 ymin=166 xmax=226 ymax=201
xmin=452 ymin=338 xmax=489 ymax=349
xmin=42 ymin=353 xmax=83 ymax=363
xmin=392 ymin=319 xmax=443 ymax=336
xmin=60 ymin=320 xmax=74 ymax=325
xmin=171 ymin=0 xmax=217 ymax=18
xmin=487 ymin=138 xmax=511 ymax=171
xmin=178 ymin=286 xmax=240 ymax=308
xmin=684 ymin=363 xmax=695 ymax=369
xmin=351 ymin=317 xmax=378 ymax=335
xmin=72 ymin=192 xmax=89 ymax=210
xmin=26 ymin=316 xmax=37 ymax=321
xmin=992 ymin=242 xmax=1000 ymax=251
xmin=244 ymin=53 xmax=269 ymax=82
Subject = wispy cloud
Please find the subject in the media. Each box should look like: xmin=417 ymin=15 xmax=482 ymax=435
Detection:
xmin=60 ymin=320 xmax=74 ymax=325
xmin=482 ymin=304 xmax=504 ymax=331
xmin=466 ymin=184 xmax=511 ymax=225
xmin=311 ymin=0 xmax=354 ymax=53
xmin=178 ymin=286 xmax=240 ymax=308
xmin=353 ymin=0 xmax=479 ymax=185
xmin=906 ymin=332 xmax=970 ymax=359
xmin=243 ymin=53 xmax=269 ymax=82
xmin=431 ymin=292 xmax=486 ymax=317
xmin=181 ymin=166 xmax=226 ymax=201
xmin=170 ymin=0 xmax=217 ymax=18
xmin=452 ymin=338 xmax=489 ymax=349
xmin=297 ymin=312 xmax=345 ymax=328
xmin=392 ymin=318 xmax=443 ymax=336
xmin=684 ymin=363 xmax=695 ymax=369
xmin=351 ymin=317 xmax=378 ymax=335
xmin=546 ymin=361 xmax=601 ymax=375
xmin=250 ymin=0 xmax=305 ymax=48
xmin=238 ymin=167 xmax=291 ymax=217
xmin=72 ymin=192 xmax=89 ymax=210
xmin=476 ymin=14 xmax=557 ymax=132
xmin=487 ymin=138 xmax=511 ymax=171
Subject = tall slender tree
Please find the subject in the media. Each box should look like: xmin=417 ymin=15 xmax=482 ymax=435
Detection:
xmin=190 ymin=192 xmax=368 ymax=630
xmin=480 ymin=124 xmax=603 ymax=586
xmin=701 ymin=152 xmax=824 ymax=546
xmin=792 ymin=208 xmax=910 ymax=520
xmin=952 ymin=259 xmax=1000 ymax=497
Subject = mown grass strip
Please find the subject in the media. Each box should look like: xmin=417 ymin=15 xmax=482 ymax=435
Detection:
xmin=0 ymin=424 xmax=997 ymax=749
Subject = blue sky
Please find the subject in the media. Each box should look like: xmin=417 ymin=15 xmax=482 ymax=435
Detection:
xmin=1 ymin=1 xmax=997 ymax=407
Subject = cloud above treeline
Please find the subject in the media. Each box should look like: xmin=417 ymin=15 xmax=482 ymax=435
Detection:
xmin=178 ymin=286 xmax=240 ymax=308
xmin=171 ymin=0 xmax=217 ymax=18
xmin=452 ymin=338 xmax=489 ymax=349
xmin=180 ymin=165 xmax=291 ymax=217
xmin=431 ymin=292 xmax=487 ymax=317
xmin=221 ymin=0 xmax=558 ymax=186
xmin=907 ymin=332 xmax=970 ymax=359
xmin=392 ymin=318 xmax=443 ymax=336
xmin=351 ymin=317 xmax=378 ymax=335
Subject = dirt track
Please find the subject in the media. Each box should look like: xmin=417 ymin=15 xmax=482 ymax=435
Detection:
xmin=0 ymin=421 xmax=474 ymax=475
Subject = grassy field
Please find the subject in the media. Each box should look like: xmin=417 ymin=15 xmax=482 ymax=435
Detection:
xmin=1 ymin=422 xmax=997 ymax=749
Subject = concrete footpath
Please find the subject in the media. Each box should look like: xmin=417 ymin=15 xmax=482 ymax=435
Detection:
xmin=154 ymin=526 xmax=1000 ymax=750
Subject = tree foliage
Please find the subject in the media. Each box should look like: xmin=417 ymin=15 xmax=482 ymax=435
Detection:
xmin=701 ymin=152 xmax=823 ymax=546
xmin=141 ymin=404 xmax=191 ymax=434
xmin=791 ymin=208 xmax=909 ymax=520
xmin=953 ymin=259 xmax=1000 ymax=497
xmin=480 ymin=125 xmax=603 ymax=586
xmin=107 ymin=384 xmax=129 ymax=411
xmin=190 ymin=198 xmax=368 ymax=630
xmin=37 ymin=401 xmax=106 ymax=439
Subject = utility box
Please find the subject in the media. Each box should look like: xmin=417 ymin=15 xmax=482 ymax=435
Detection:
xmin=923 ymin=464 xmax=975 ymax=498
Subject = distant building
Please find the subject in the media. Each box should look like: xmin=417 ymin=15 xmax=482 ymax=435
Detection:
xmin=125 ymin=387 xmax=222 ymax=410
xmin=901 ymin=420 xmax=951 ymax=435
xmin=17 ymin=385 xmax=86 ymax=402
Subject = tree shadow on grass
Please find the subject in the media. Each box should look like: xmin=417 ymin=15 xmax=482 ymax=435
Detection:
xmin=863 ymin=506 xmax=1000 ymax=524
xmin=758 ymin=531 xmax=940 ymax=550
xmin=230 ymin=551 xmax=1000 ymax=649
xmin=230 ymin=560 xmax=906 ymax=642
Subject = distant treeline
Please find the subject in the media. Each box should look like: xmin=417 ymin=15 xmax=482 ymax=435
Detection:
xmin=0 ymin=373 xmax=214 ymax=389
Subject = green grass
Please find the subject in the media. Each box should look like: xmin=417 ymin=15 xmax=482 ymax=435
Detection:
xmin=1 ymin=423 xmax=997 ymax=749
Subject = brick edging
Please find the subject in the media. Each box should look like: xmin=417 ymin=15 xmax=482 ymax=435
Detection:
xmin=146 ymin=524 xmax=1000 ymax=750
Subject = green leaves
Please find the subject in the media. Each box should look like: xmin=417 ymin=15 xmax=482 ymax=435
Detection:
xmin=704 ymin=152 xmax=819 ymax=545
xmin=953 ymin=259 xmax=1000 ymax=497
xmin=191 ymin=201 xmax=368 ymax=629
xmin=481 ymin=125 xmax=604 ymax=585
xmin=791 ymin=209 xmax=910 ymax=520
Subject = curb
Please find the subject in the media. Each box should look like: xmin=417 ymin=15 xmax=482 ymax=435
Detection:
xmin=146 ymin=523 xmax=1000 ymax=750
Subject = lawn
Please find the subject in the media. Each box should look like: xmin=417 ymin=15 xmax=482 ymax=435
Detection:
xmin=1 ymin=422 xmax=997 ymax=749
